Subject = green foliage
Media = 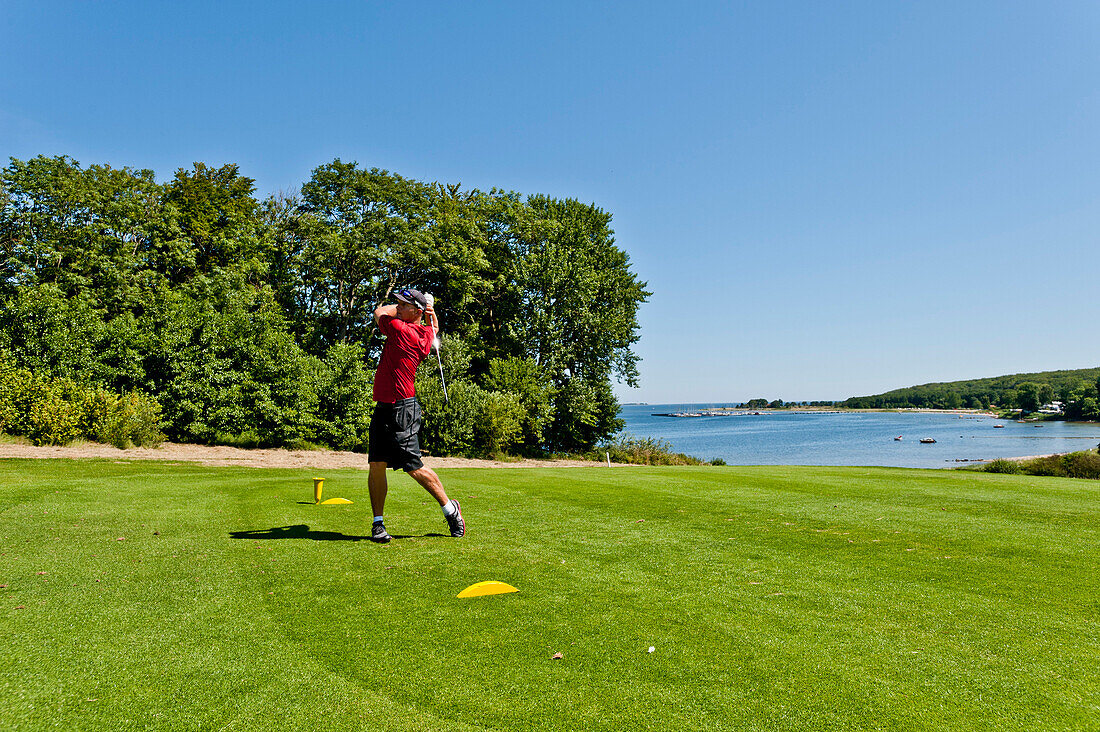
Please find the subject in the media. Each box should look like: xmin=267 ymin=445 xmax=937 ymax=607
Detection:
xmin=843 ymin=367 xmax=1100 ymax=415
xmin=475 ymin=390 xmax=525 ymax=457
xmin=0 ymin=356 xmax=163 ymax=447
xmin=1013 ymin=382 xmax=1041 ymax=412
xmin=548 ymin=376 xmax=624 ymax=454
xmin=982 ymin=459 xmax=1022 ymax=474
xmin=415 ymin=377 xmax=488 ymax=457
xmin=309 ymin=343 xmax=374 ymax=451
xmin=484 ymin=356 xmax=556 ymax=452
xmin=596 ymin=434 xmax=704 ymax=465
xmin=1011 ymin=451 xmax=1100 ymax=480
xmin=1 ymin=155 xmax=650 ymax=455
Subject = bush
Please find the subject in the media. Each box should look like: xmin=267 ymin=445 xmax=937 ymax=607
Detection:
xmin=416 ymin=376 xmax=488 ymax=457
xmin=985 ymin=451 xmax=1100 ymax=480
xmin=596 ymin=434 xmax=703 ymax=466
xmin=0 ymin=355 xmax=163 ymax=447
xmin=983 ymin=459 xmax=1022 ymax=474
xmin=476 ymin=391 xmax=525 ymax=457
xmin=484 ymin=356 xmax=556 ymax=452
xmin=26 ymin=390 xmax=80 ymax=446
xmin=1021 ymin=455 xmax=1062 ymax=477
xmin=103 ymin=391 xmax=164 ymax=448
xmin=1059 ymin=451 xmax=1100 ymax=479
xmin=309 ymin=343 xmax=374 ymax=451
xmin=1015 ymin=451 xmax=1100 ymax=480
xmin=213 ymin=430 xmax=262 ymax=449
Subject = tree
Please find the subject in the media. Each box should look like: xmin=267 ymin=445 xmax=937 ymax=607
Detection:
xmin=282 ymin=161 xmax=437 ymax=353
xmin=501 ymin=196 xmax=648 ymax=450
xmin=1015 ymin=382 xmax=1041 ymax=412
xmin=0 ymin=155 xmax=166 ymax=315
xmin=484 ymin=356 xmax=556 ymax=452
xmin=163 ymin=162 xmax=264 ymax=284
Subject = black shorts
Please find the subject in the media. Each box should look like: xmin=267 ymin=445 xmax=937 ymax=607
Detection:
xmin=368 ymin=397 xmax=424 ymax=472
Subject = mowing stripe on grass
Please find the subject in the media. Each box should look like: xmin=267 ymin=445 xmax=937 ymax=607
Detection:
xmin=1 ymin=460 xmax=1096 ymax=730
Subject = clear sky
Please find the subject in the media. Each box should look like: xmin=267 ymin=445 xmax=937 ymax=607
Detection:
xmin=3 ymin=1 xmax=1098 ymax=404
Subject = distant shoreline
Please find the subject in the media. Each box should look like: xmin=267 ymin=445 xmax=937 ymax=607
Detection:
xmin=652 ymin=407 xmax=1002 ymax=418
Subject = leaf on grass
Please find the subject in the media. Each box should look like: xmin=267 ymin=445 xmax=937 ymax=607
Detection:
xmin=552 ymin=652 xmax=563 ymax=660
xmin=635 ymin=519 xmax=645 ymax=523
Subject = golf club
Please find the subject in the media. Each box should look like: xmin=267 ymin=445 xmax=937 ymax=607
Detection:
xmin=425 ymin=294 xmax=449 ymax=403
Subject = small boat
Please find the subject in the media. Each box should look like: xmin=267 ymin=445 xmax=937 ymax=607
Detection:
xmin=919 ymin=438 xmax=936 ymax=444
xmin=894 ymin=436 xmax=903 ymax=441
xmin=993 ymin=424 xmax=1005 ymax=428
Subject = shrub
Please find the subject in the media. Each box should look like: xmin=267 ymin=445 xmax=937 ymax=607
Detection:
xmin=1012 ymin=451 xmax=1100 ymax=480
xmin=26 ymin=390 xmax=80 ymax=446
xmin=310 ymin=343 xmax=373 ymax=451
xmin=416 ymin=377 xmax=488 ymax=457
xmin=597 ymin=434 xmax=703 ymax=466
xmin=0 ymin=355 xmax=163 ymax=447
xmin=484 ymin=356 xmax=556 ymax=451
xmin=103 ymin=391 xmax=164 ymax=448
xmin=1020 ymin=456 xmax=1062 ymax=477
xmin=476 ymin=391 xmax=526 ymax=457
xmin=983 ymin=459 xmax=1022 ymax=474
xmin=213 ymin=430 xmax=262 ymax=449
xmin=1059 ymin=451 xmax=1100 ymax=479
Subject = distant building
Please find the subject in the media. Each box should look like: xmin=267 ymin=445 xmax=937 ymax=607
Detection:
xmin=1038 ymin=401 xmax=1064 ymax=414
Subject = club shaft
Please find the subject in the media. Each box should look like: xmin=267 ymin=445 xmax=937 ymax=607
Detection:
xmin=436 ymin=351 xmax=448 ymax=402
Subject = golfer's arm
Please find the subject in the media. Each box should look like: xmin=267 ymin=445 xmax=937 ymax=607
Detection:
xmin=425 ymin=306 xmax=439 ymax=337
xmin=374 ymin=304 xmax=398 ymax=324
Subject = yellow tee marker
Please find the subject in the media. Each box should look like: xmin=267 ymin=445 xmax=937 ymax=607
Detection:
xmin=457 ymin=581 xmax=519 ymax=599
xmin=313 ymin=478 xmax=352 ymax=505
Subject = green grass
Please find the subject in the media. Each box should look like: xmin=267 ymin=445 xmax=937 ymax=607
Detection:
xmin=1 ymin=460 xmax=1097 ymax=731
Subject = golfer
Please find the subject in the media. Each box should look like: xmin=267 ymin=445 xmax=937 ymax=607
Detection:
xmin=368 ymin=287 xmax=464 ymax=543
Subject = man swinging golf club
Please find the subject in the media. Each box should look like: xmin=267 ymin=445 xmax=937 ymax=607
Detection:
xmin=368 ymin=287 xmax=464 ymax=543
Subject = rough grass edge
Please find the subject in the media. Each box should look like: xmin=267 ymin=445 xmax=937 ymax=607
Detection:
xmin=978 ymin=449 xmax=1100 ymax=479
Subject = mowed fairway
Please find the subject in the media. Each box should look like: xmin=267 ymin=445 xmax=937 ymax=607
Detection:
xmin=1 ymin=460 xmax=1097 ymax=731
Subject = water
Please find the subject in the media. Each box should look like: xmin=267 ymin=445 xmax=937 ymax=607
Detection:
xmin=619 ymin=405 xmax=1100 ymax=468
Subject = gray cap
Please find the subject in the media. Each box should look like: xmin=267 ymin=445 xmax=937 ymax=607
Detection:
xmin=394 ymin=288 xmax=428 ymax=310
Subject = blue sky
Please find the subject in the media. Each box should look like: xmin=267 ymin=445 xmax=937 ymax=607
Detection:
xmin=3 ymin=1 xmax=1098 ymax=403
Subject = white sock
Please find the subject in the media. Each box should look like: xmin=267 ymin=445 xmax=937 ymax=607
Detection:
xmin=373 ymin=515 xmax=384 ymax=524
xmin=441 ymin=500 xmax=457 ymax=517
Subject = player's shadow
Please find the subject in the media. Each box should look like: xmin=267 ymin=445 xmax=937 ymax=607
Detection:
xmin=229 ymin=525 xmax=445 ymax=541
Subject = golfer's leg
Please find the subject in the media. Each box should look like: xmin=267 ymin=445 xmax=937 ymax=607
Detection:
xmin=407 ymin=466 xmax=448 ymax=506
xmin=368 ymin=462 xmax=389 ymax=517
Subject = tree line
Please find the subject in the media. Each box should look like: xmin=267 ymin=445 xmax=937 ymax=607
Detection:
xmin=840 ymin=368 xmax=1100 ymax=419
xmin=0 ymin=155 xmax=649 ymax=453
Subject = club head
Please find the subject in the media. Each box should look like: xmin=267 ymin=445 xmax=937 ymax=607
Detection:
xmin=431 ymin=336 xmax=442 ymax=353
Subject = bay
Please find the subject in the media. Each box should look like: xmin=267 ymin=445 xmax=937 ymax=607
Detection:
xmin=619 ymin=404 xmax=1100 ymax=468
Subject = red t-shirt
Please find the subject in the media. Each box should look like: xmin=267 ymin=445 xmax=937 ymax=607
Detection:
xmin=373 ymin=315 xmax=435 ymax=403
